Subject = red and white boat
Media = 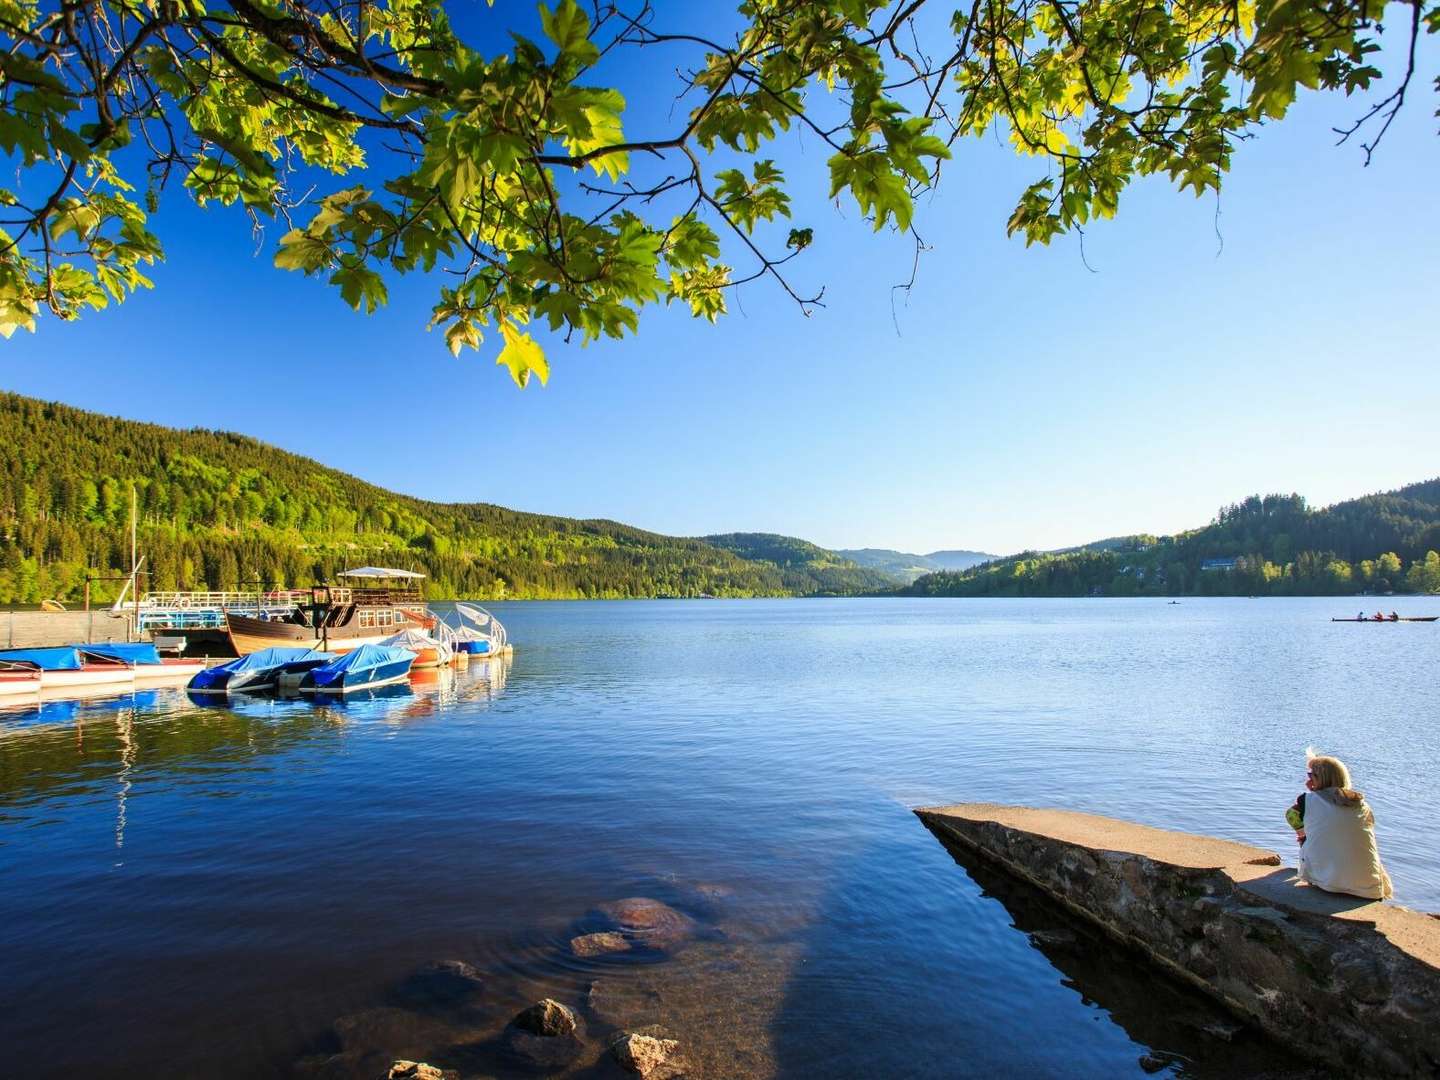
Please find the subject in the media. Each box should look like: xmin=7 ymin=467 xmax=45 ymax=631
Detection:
xmin=83 ymin=642 xmax=205 ymax=681
xmin=0 ymin=646 xmax=135 ymax=690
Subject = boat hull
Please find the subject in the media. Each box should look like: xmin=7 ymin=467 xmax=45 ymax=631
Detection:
xmin=0 ymin=673 xmax=42 ymax=698
xmin=133 ymin=660 xmax=207 ymax=682
xmin=228 ymin=612 xmax=429 ymax=657
xmin=39 ymin=664 xmax=134 ymax=689
xmin=300 ymin=656 xmax=414 ymax=694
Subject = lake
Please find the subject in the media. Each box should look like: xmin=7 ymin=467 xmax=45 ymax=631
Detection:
xmin=2 ymin=597 xmax=1435 ymax=1078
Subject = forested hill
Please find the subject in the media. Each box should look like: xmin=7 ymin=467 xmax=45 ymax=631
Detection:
xmin=0 ymin=394 xmax=899 ymax=602
xmin=701 ymin=533 xmax=896 ymax=594
xmin=904 ymin=484 xmax=1440 ymax=598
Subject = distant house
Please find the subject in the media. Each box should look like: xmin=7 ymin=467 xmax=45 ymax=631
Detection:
xmin=1200 ymin=557 xmax=1238 ymax=572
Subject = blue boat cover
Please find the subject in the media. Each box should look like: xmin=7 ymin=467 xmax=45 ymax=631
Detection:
xmin=188 ymin=646 xmax=328 ymax=692
xmin=0 ymin=646 xmax=84 ymax=670
xmin=308 ymin=644 xmax=414 ymax=688
xmin=76 ymin=642 xmax=161 ymax=665
xmin=218 ymin=646 xmax=325 ymax=674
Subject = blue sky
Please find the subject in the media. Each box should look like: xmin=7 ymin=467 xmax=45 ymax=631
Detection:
xmin=3 ymin=8 xmax=1437 ymax=555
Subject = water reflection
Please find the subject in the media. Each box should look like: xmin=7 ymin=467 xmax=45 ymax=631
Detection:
xmin=0 ymin=658 xmax=512 ymax=822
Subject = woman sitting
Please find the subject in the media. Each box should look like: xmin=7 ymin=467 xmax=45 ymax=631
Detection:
xmin=1285 ymin=753 xmax=1393 ymax=900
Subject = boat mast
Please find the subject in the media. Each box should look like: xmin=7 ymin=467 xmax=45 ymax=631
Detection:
xmin=131 ymin=485 xmax=139 ymax=640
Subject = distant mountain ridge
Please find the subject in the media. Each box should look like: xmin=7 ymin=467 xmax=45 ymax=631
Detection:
xmin=837 ymin=547 xmax=1000 ymax=583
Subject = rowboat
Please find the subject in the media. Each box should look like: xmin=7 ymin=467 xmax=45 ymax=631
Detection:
xmin=80 ymin=642 xmax=206 ymax=681
xmin=1331 ymin=616 xmax=1438 ymax=623
xmin=0 ymin=646 xmax=135 ymax=689
xmin=188 ymin=647 xmax=333 ymax=695
xmin=299 ymin=644 xmax=416 ymax=694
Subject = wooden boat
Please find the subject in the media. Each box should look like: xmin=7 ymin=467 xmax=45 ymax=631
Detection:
xmin=228 ymin=569 xmax=432 ymax=656
xmin=298 ymin=644 xmax=416 ymax=694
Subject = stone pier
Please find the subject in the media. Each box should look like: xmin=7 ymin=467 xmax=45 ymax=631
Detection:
xmin=916 ymin=804 xmax=1440 ymax=1077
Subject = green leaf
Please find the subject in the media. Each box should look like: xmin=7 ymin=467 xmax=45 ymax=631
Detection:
xmin=539 ymin=0 xmax=596 ymax=63
xmin=330 ymin=263 xmax=388 ymax=314
xmin=496 ymin=320 xmax=549 ymax=387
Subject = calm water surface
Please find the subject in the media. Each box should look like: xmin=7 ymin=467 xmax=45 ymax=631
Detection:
xmin=2 ymin=598 xmax=1435 ymax=1078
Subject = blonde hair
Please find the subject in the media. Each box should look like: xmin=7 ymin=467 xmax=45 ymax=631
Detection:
xmin=1308 ymin=754 xmax=1364 ymax=806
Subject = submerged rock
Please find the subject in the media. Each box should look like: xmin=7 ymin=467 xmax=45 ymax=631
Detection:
xmin=391 ymin=960 xmax=486 ymax=1009
xmin=595 ymin=897 xmax=697 ymax=951
xmin=388 ymin=1061 xmax=458 ymax=1080
xmin=332 ymin=1007 xmax=456 ymax=1060
xmin=1028 ymin=928 xmax=1078 ymax=949
xmin=609 ymin=1032 xmax=683 ymax=1078
xmin=586 ymin=978 xmax=664 ymax=1029
xmin=571 ymin=931 xmax=632 ymax=958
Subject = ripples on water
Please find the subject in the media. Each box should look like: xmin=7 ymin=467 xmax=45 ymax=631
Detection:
xmin=0 ymin=598 xmax=1433 ymax=1078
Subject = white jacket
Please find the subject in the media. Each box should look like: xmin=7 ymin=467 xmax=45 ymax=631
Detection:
xmin=1299 ymin=789 xmax=1394 ymax=900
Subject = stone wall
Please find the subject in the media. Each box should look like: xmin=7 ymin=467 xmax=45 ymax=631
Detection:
xmin=2 ymin=609 xmax=135 ymax=648
xmin=916 ymin=804 xmax=1440 ymax=1077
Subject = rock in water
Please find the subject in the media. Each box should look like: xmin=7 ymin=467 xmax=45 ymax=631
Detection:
xmin=388 ymin=1062 xmax=458 ymax=1080
xmin=595 ymin=898 xmax=698 ymax=950
xmin=571 ymin=931 xmax=632 ymax=958
xmin=510 ymin=998 xmax=577 ymax=1037
xmin=609 ymin=1033 xmax=683 ymax=1078
xmin=391 ymin=960 xmax=486 ymax=1009
xmin=503 ymin=999 xmax=586 ymax=1069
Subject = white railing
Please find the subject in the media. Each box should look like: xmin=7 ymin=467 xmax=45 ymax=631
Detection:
xmin=138 ymin=589 xmax=351 ymax=609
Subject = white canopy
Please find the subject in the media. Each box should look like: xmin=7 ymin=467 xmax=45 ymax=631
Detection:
xmin=339 ymin=567 xmax=427 ymax=579
xmin=430 ymin=602 xmax=508 ymax=649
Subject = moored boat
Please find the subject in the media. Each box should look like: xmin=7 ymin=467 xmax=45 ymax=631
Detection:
xmin=188 ymin=647 xmax=332 ymax=695
xmin=430 ymin=602 xmax=513 ymax=658
xmin=298 ymin=644 xmax=416 ymax=694
xmin=227 ymin=569 xmax=432 ymax=656
xmin=79 ymin=642 xmax=206 ymax=681
xmin=381 ymin=628 xmax=452 ymax=669
xmin=0 ymin=646 xmax=135 ymax=690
